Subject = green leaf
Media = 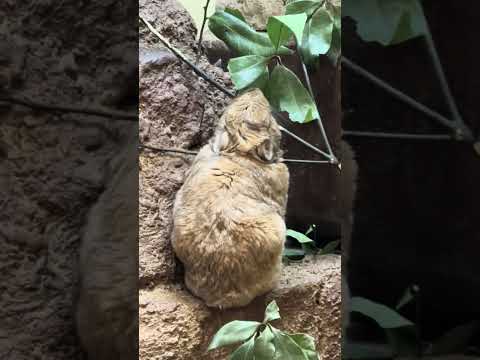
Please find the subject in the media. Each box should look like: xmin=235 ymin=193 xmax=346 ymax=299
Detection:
xmin=272 ymin=330 xmax=309 ymax=360
xmin=290 ymin=334 xmax=318 ymax=359
xmin=350 ymin=297 xmax=414 ymax=329
xmin=342 ymin=0 xmax=427 ymax=46
xmin=228 ymin=55 xmax=270 ymax=90
xmin=253 ymin=326 xmax=276 ymax=359
xmin=283 ymin=247 xmax=306 ymax=259
xmin=267 ymin=14 xmax=308 ymax=50
xmin=266 ymin=65 xmax=320 ymax=123
xmin=287 ymin=229 xmax=314 ymax=244
xmin=325 ymin=2 xmax=341 ymax=64
xmin=230 ymin=337 xmax=256 ymax=360
xmin=325 ymin=23 xmax=341 ymax=65
xmin=208 ymin=320 xmax=261 ymax=350
xmin=224 ymin=7 xmax=247 ymax=22
xmin=208 ymin=11 xmax=293 ymax=57
xmin=301 ymin=7 xmax=334 ymax=57
xmin=286 ymin=0 xmax=322 ymax=16
xmin=320 ymin=240 xmax=340 ymax=254
xmin=248 ymin=66 xmax=269 ymax=92
xmin=263 ymin=300 xmax=281 ymax=323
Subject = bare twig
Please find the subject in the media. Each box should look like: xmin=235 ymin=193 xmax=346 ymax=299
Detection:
xmin=196 ymin=0 xmax=211 ymax=63
xmin=278 ymin=125 xmax=333 ymax=161
xmin=282 ymin=158 xmax=331 ymax=164
xmin=0 ymin=94 xmax=137 ymax=120
xmin=297 ymin=53 xmax=336 ymax=162
xmin=422 ymin=15 xmax=473 ymax=141
xmin=343 ymin=131 xmax=453 ymax=141
xmin=140 ymin=15 xmax=235 ymax=98
xmin=139 ymin=143 xmax=331 ymax=164
xmin=341 ymin=57 xmax=471 ymax=140
xmin=139 ymin=144 xmax=198 ymax=155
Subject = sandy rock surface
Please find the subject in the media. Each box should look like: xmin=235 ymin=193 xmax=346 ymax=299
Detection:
xmin=140 ymin=255 xmax=341 ymax=360
xmin=139 ymin=0 xmax=232 ymax=286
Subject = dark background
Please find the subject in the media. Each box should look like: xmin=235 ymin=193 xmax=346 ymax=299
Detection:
xmin=343 ymin=0 xmax=480 ymax=341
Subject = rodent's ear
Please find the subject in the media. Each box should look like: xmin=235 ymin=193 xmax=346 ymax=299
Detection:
xmin=257 ymin=139 xmax=275 ymax=162
xmin=211 ymin=129 xmax=230 ymax=154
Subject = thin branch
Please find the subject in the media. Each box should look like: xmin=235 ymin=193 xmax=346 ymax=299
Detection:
xmin=422 ymin=18 xmax=473 ymax=141
xmin=0 ymin=94 xmax=137 ymax=120
xmin=139 ymin=144 xmax=198 ymax=155
xmin=343 ymin=131 xmax=453 ymax=141
xmin=140 ymin=15 xmax=235 ymax=98
xmin=282 ymin=158 xmax=331 ymax=164
xmin=196 ymin=0 xmax=211 ymax=63
xmin=297 ymin=52 xmax=336 ymax=162
xmin=299 ymin=54 xmax=315 ymax=100
xmin=341 ymin=57 xmax=467 ymax=138
xmin=278 ymin=125 xmax=333 ymax=161
xmin=139 ymin=143 xmax=331 ymax=164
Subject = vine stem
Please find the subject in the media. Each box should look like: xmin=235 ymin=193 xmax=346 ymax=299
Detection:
xmin=140 ymin=14 xmax=335 ymax=164
xmin=341 ymin=57 xmax=473 ymax=141
xmin=422 ymin=12 xmax=473 ymax=141
xmin=195 ymin=0 xmax=211 ymax=64
xmin=139 ymin=144 xmax=330 ymax=164
xmin=298 ymin=52 xmax=336 ymax=163
xmin=343 ymin=131 xmax=452 ymax=141
xmin=0 ymin=94 xmax=137 ymax=120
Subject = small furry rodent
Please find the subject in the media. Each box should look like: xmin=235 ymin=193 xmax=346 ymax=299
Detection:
xmin=172 ymin=88 xmax=290 ymax=309
xmin=75 ymin=135 xmax=138 ymax=360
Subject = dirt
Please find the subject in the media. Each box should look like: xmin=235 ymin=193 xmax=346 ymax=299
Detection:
xmin=0 ymin=1 xmax=136 ymax=358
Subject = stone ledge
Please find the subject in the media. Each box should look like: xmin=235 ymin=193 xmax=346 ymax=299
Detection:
xmin=139 ymin=255 xmax=341 ymax=360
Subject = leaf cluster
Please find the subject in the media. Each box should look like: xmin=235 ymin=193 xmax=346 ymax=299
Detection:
xmin=346 ymin=288 xmax=479 ymax=358
xmin=208 ymin=300 xmax=320 ymax=359
xmin=208 ymin=0 xmax=340 ymax=124
xmin=283 ymin=226 xmax=340 ymax=260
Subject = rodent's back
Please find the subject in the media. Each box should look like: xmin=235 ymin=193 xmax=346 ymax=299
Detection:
xmin=172 ymin=145 xmax=289 ymax=308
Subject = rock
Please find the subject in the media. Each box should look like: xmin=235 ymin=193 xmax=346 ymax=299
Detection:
xmin=139 ymin=0 xmax=233 ymax=285
xmin=139 ymin=255 xmax=341 ymax=360
xmin=139 ymin=0 xmax=198 ymax=57
xmin=216 ymin=0 xmax=285 ymax=30
xmin=139 ymin=152 xmax=190 ymax=285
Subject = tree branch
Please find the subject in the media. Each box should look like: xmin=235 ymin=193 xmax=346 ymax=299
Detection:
xmin=341 ymin=57 xmax=472 ymax=141
xmin=422 ymin=16 xmax=473 ymax=141
xmin=343 ymin=131 xmax=453 ymax=141
xmin=139 ymin=143 xmax=331 ymax=164
xmin=0 ymin=94 xmax=137 ymax=120
xmin=196 ymin=0 xmax=211 ymax=63
xmin=297 ymin=51 xmax=336 ymax=162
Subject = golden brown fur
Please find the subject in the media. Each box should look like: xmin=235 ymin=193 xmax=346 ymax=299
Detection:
xmin=172 ymin=89 xmax=289 ymax=309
